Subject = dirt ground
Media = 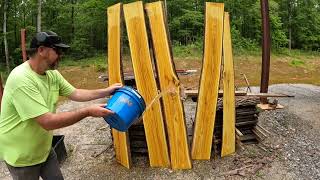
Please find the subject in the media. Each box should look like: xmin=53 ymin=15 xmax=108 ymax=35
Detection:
xmin=1 ymin=84 xmax=319 ymax=180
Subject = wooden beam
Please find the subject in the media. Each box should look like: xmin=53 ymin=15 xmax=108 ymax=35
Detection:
xmin=184 ymin=90 xmax=293 ymax=98
xmin=221 ymin=12 xmax=236 ymax=157
xmin=107 ymin=3 xmax=131 ymax=169
xmin=191 ymin=2 xmax=224 ymax=160
xmin=21 ymin=29 xmax=27 ymax=62
xmin=145 ymin=1 xmax=191 ymax=169
xmin=123 ymin=1 xmax=170 ymax=167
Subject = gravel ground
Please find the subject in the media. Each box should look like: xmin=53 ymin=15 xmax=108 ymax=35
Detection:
xmin=1 ymin=84 xmax=319 ymax=179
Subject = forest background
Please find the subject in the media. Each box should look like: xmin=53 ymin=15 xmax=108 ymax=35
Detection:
xmin=0 ymin=0 xmax=320 ymax=75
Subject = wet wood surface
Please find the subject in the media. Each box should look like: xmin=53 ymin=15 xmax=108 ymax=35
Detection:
xmin=191 ymin=2 xmax=224 ymax=160
xmin=123 ymin=1 xmax=170 ymax=167
xmin=221 ymin=12 xmax=236 ymax=157
xmin=145 ymin=1 xmax=191 ymax=169
xmin=107 ymin=3 xmax=132 ymax=169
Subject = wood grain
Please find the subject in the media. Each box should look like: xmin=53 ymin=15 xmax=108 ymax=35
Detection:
xmin=107 ymin=3 xmax=132 ymax=169
xmin=191 ymin=2 xmax=224 ymax=160
xmin=123 ymin=1 xmax=170 ymax=167
xmin=145 ymin=1 xmax=192 ymax=169
xmin=221 ymin=12 xmax=236 ymax=157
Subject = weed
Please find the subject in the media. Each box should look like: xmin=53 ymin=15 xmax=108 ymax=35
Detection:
xmin=255 ymin=170 xmax=265 ymax=178
xmin=289 ymin=59 xmax=305 ymax=67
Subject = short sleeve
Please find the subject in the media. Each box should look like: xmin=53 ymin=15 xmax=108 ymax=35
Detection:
xmin=12 ymin=86 xmax=49 ymax=121
xmin=55 ymin=71 xmax=75 ymax=97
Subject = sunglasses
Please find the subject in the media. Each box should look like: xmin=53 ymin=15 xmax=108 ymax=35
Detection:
xmin=51 ymin=46 xmax=63 ymax=55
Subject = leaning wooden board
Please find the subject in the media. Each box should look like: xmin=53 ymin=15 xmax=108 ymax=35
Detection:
xmin=123 ymin=1 xmax=170 ymax=167
xmin=221 ymin=12 xmax=236 ymax=157
xmin=107 ymin=3 xmax=132 ymax=169
xmin=145 ymin=1 xmax=192 ymax=169
xmin=191 ymin=2 xmax=224 ymax=160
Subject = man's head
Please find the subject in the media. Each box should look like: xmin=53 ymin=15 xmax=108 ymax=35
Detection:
xmin=28 ymin=31 xmax=70 ymax=70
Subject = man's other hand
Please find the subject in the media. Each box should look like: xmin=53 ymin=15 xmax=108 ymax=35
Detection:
xmin=87 ymin=104 xmax=114 ymax=117
xmin=106 ymin=83 xmax=123 ymax=96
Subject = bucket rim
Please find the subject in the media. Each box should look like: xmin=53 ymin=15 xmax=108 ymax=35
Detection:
xmin=115 ymin=86 xmax=146 ymax=112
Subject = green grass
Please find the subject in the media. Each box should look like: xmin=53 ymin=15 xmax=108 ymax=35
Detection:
xmin=289 ymin=59 xmax=305 ymax=67
xmin=60 ymin=55 xmax=107 ymax=72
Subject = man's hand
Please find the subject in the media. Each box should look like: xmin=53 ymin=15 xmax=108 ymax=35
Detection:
xmin=86 ymin=104 xmax=114 ymax=117
xmin=69 ymin=83 xmax=123 ymax=102
xmin=106 ymin=83 xmax=123 ymax=96
xmin=35 ymin=104 xmax=114 ymax=130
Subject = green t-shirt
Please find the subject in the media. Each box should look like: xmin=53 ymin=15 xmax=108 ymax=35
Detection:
xmin=0 ymin=61 xmax=75 ymax=167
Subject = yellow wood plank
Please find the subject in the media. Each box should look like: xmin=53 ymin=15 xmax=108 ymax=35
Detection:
xmin=191 ymin=2 xmax=224 ymax=160
xmin=221 ymin=12 xmax=236 ymax=157
xmin=123 ymin=1 xmax=170 ymax=167
xmin=145 ymin=1 xmax=191 ymax=169
xmin=107 ymin=3 xmax=131 ymax=169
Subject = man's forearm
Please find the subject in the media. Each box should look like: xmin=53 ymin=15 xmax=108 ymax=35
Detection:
xmin=36 ymin=108 xmax=89 ymax=130
xmin=69 ymin=89 xmax=109 ymax=102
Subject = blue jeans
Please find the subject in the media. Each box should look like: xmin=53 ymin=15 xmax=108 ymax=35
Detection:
xmin=5 ymin=149 xmax=64 ymax=180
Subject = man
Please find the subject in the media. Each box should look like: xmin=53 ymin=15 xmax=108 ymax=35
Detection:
xmin=0 ymin=31 xmax=121 ymax=180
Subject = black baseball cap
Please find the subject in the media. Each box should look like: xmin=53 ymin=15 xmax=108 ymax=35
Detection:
xmin=30 ymin=31 xmax=70 ymax=49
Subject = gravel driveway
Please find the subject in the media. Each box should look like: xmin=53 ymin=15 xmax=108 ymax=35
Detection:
xmin=1 ymin=84 xmax=319 ymax=179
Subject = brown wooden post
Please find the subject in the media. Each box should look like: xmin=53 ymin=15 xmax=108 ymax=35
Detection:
xmin=260 ymin=0 xmax=271 ymax=104
xmin=21 ymin=29 xmax=27 ymax=62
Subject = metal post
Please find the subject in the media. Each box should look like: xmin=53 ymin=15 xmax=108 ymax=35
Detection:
xmin=260 ymin=0 xmax=271 ymax=104
xmin=21 ymin=29 xmax=27 ymax=62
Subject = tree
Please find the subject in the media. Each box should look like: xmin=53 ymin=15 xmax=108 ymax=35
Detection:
xmin=3 ymin=0 xmax=10 ymax=72
xmin=37 ymin=0 xmax=41 ymax=32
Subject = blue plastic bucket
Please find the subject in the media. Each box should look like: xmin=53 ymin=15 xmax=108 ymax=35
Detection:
xmin=104 ymin=86 xmax=146 ymax=132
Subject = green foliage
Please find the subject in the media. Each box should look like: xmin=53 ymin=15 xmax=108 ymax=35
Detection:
xmin=289 ymin=59 xmax=305 ymax=67
xmin=69 ymin=38 xmax=94 ymax=59
xmin=172 ymin=43 xmax=203 ymax=58
xmin=1 ymin=0 xmax=320 ymax=72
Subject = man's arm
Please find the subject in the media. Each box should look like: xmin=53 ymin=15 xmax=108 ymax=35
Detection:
xmin=68 ymin=83 xmax=122 ymax=102
xmin=35 ymin=104 xmax=113 ymax=130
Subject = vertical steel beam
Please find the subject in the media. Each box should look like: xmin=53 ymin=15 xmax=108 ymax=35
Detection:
xmin=260 ymin=0 xmax=271 ymax=104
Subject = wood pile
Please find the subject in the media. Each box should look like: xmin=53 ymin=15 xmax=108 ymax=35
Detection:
xmin=128 ymin=97 xmax=262 ymax=156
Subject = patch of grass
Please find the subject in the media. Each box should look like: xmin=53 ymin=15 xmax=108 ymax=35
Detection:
xmin=274 ymin=48 xmax=320 ymax=58
xmin=172 ymin=44 xmax=202 ymax=58
xmin=60 ymin=55 xmax=107 ymax=72
xmin=289 ymin=59 xmax=305 ymax=67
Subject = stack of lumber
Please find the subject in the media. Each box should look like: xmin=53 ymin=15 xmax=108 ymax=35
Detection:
xmin=128 ymin=97 xmax=261 ymax=156
xmin=212 ymin=97 xmax=260 ymax=154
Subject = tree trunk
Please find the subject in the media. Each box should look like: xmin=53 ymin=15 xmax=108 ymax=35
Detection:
xmin=0 ymin=74 xmax=4 ymax=111
xmin=37 ymin=0 xmax=42 ymax=32
xmin=4 ymin=0 xmax=10 ymax=73
xmin=71 ymin=0 xmax=75 ymax=35
xmin=288 ymin=0 xmax=292 ymax=52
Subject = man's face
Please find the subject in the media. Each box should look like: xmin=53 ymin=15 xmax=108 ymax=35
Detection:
xmin=47 ymin=47 xmax=63 ymax=70
xmin=39 ymin=46 xmax=63 ymax=70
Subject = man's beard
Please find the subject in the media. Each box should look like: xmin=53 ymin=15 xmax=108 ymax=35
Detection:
xmin=49 ymin=60 xmax=59 ymax=70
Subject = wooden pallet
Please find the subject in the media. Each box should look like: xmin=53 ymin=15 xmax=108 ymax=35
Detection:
xmin=191 ymin=2 xmax=224 ymax=160
xmin=145 ymin=1 xmax=192 ymax=169
xmin=123 ymin=1 xmax=170 ymax=167
xmin=107 ymin=3 xmax=131 ymax=169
